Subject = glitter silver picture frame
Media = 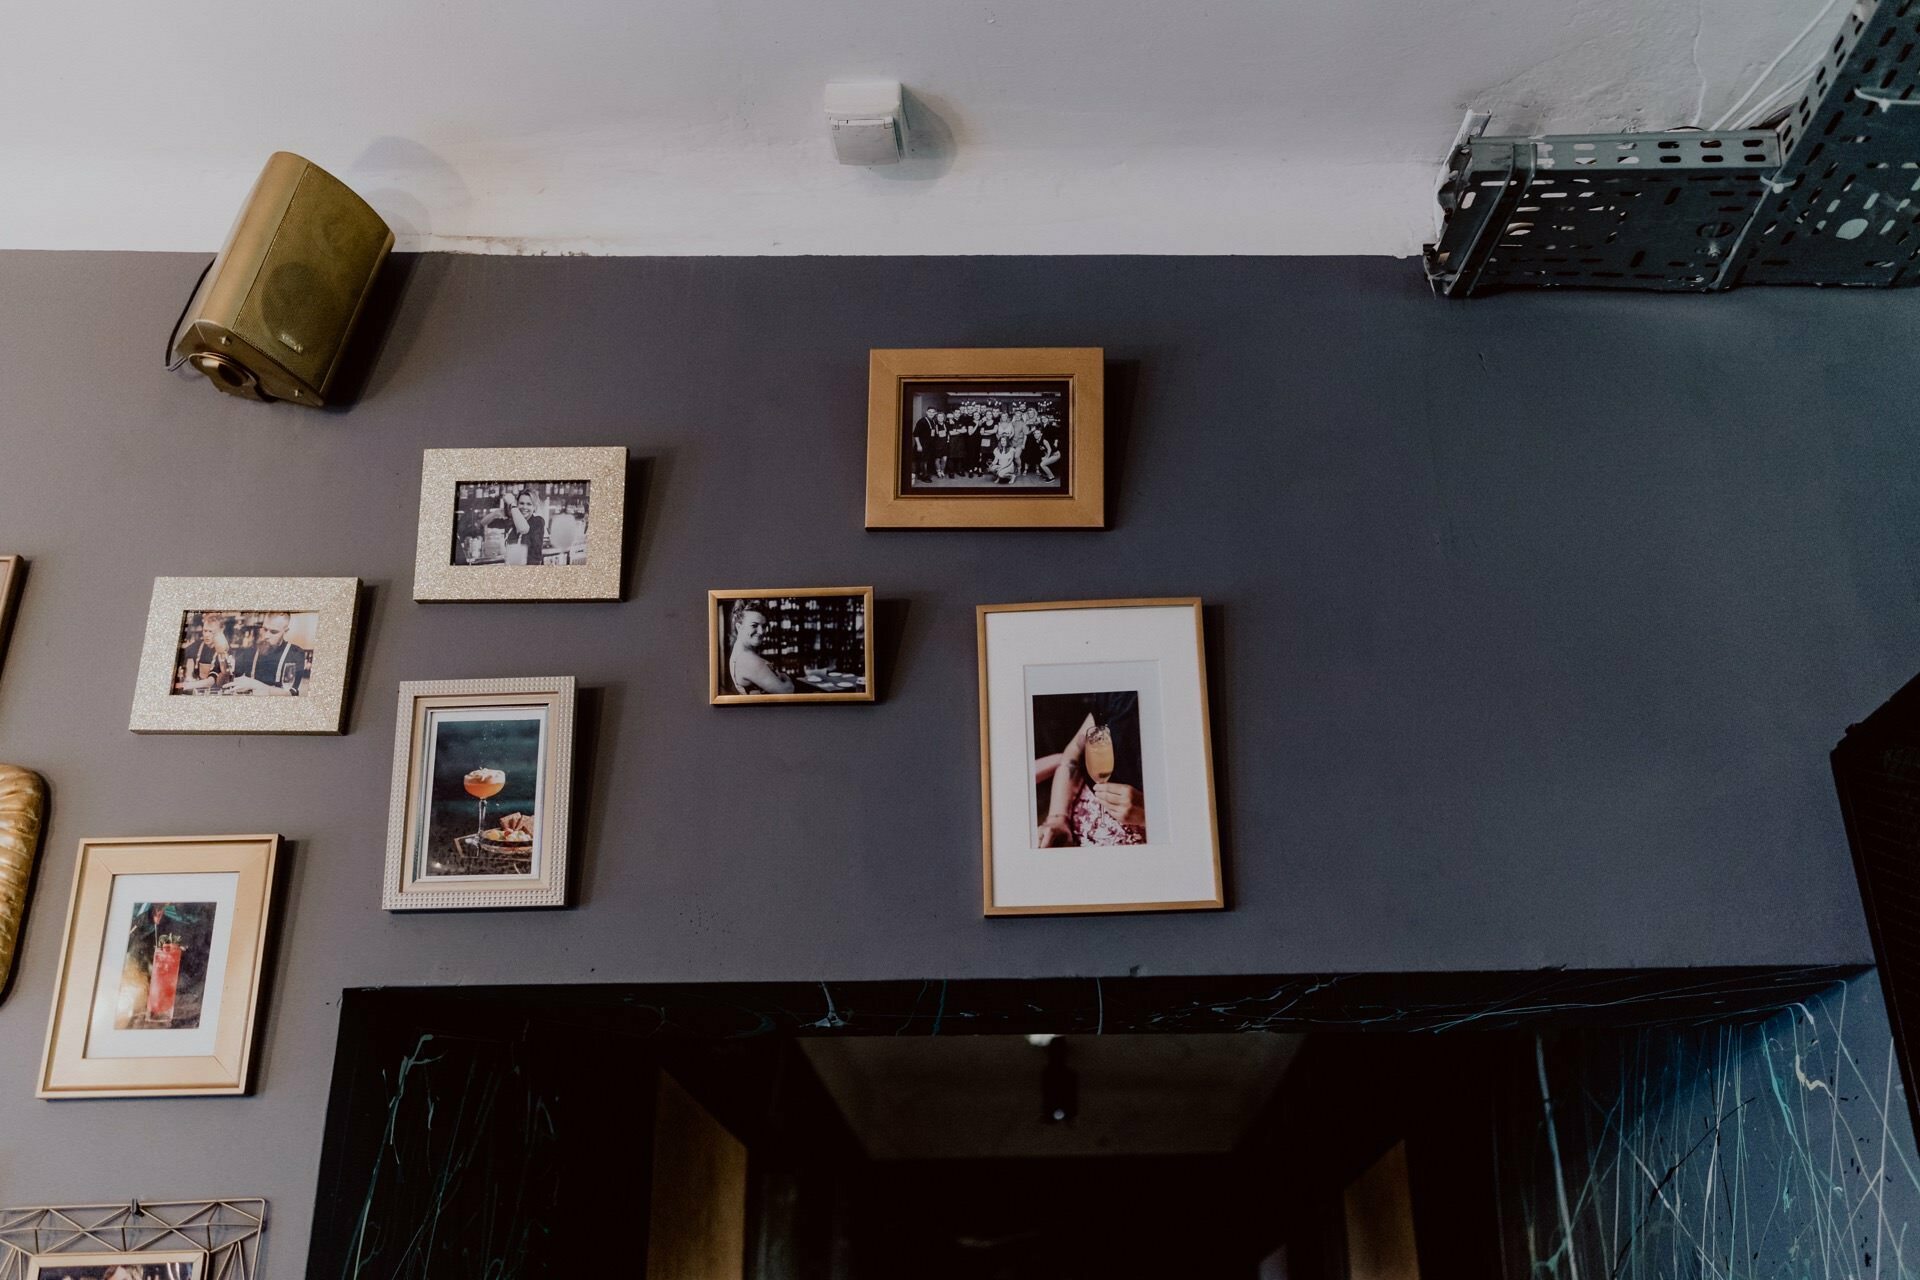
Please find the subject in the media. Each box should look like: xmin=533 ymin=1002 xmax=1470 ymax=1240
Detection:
xmin=381 ymin=677 xmax=575 ymax=911
xmin=412 ymin=447 xmax=627 ymax=602
xmin=128 ymin=577 xmax=359 ymax=735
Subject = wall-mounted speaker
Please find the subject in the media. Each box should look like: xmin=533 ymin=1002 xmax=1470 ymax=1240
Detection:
xmin=171 ymin=152 xmax=394 ymax=407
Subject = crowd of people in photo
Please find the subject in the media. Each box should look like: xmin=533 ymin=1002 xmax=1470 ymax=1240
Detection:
xmin=910 ymin=395 xmax=1064 ymax=486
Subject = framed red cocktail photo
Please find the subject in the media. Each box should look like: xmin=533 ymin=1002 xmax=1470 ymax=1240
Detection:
xmin=40 ymin=834 xmax=279 ymax=1098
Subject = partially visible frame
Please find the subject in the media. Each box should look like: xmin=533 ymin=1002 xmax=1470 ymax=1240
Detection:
xmin=865 ymin=348 xmax=1104 ymax=529
xmin=977 ymin=598 xmax=1222 ymax=916
xmin=0 ymin=556 xmax=24 ymax=679
xmin=709 ymin=587 xmax=876 ymax=705
xmin=0 ymin=764 xmax=48 ymax=1002
xmin=40 ymin=835 xmax=279 ymax=1098
xmin=1 ymin=1200 xmax=263 ymax=1280
xmin=413 ymin=447 xmax=627 ymax=601
xmin=383 ymin=677 xmax=576 ymax=910
xmin=128 ymin=577 xmax=359 ymax=735
xmin=25 ymin=1249 xmax=202 ymax=1280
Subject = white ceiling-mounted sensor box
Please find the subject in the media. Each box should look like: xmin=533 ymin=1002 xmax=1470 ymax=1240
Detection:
xmin=826 ymin=81 xmax=908 ymax=165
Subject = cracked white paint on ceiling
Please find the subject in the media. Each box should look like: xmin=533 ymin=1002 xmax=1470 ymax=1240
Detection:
xmin=0 ymin=0 xmax=1849 ymax=256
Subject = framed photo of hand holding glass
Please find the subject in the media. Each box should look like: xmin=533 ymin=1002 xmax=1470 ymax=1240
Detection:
xmin=977 ymin=598 xmax=1221 ymax=916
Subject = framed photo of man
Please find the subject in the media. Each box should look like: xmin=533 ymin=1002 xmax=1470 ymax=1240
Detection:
xmin=412 ymin=447 xmax=627 ymax=601
xmin=128 ymin=577 xmax=359 ymax=734
xmin=382 ymin=676 xmax=576 ymax=911
xmin=39 ymin=834 xmax=279 ymax=1098
xmin=865 ymin=348 xmax=1104 ymax=529
xmin=976 ymin=598 xmax=1222 ymax=916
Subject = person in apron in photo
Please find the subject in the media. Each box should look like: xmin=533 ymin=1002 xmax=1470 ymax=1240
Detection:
xmin=502 ymin=489 xmax=547 ymax=565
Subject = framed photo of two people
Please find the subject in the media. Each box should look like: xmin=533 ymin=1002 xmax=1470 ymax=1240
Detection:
xmin=977 ymin=598 xmax=1222 ymax=916
xmin=129 ymin=576 xmax=359 ymax=734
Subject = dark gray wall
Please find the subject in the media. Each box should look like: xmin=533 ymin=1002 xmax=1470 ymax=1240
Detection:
xmin=0 ymin=253 xmax=1912 ymax=1267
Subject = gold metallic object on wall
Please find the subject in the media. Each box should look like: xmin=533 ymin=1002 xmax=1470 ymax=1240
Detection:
xmin=0 ymin=763 xmax=47 ymax=998
xmin=172 ymin=151 xmax=394 ymax=407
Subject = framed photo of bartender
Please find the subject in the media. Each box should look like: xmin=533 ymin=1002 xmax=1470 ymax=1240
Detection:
xmin=129 ymin=577 xmax=359 ymax=734
xmin=412 ymin=446 xmax=627 ymax=602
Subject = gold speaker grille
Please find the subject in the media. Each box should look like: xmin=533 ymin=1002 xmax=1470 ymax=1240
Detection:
xmin=234 ymin=165 xmax=389 ymax=392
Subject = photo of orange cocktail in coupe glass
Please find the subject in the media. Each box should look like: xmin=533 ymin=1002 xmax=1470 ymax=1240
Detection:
xmin=421 ymin=710 xmax=547 ymax=880
xmin=464 ymin=767 xmax=505 ymax=843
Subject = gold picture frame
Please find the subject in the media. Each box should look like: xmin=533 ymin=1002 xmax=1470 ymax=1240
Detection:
xmin=40 ymin=834 xmax=280 ymax=1098
xmin=0 ymin=556 xmax=24 ymax=679
xmin=128 ymin=577 xmax=359 ymax=734
xmin=413 ymin=447 xmax=627 ymax=601
xmin=382 ymin=677 xmax=576 ymax=911
xmin=976 ymin=598 xmax=1222 ymax=916
xmin=709 ymin=588 xmax=876 ymax=705
xmin=865 ymin=348 xmax=1104 ymax=529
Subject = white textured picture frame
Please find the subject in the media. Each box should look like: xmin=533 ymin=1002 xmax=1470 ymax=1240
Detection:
xmin=413 ymin=447 xmax=627 ymax=601
xmin=382 ymin=677 xmax=576 ymax=911
xmin=128 ymin=577 xmax=359 ymax=734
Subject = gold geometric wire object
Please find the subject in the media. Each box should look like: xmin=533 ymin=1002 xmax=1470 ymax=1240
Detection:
xmin=0 ymin=763 xmax=46 ymax=999
xmin=0 ymin=1200 xmax=265 ymax=1280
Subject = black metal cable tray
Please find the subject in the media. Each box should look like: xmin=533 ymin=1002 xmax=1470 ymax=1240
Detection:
xmin=1426 ymin=0 xmax=1920 ymax=295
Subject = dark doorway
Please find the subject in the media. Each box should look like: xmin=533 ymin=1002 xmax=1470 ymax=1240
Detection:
xmin=305 ymin=967 xmax=1909 ymax=1280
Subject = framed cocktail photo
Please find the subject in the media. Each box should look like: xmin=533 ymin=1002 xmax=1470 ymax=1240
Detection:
xmin=709 ymin=588 xmax=875 ymax=705
xmin=976 ymin=599 xmax=1222 ymax=916
xmin=128 ymin=576 xmax=359 ymax=734
xmin=39 ymin=834 xmax=280 ymax=1097
xmin=382 ymin=677 xmax=576 ymax=910
xmin=412 ymin=447 xmax=627 ymax=601
xmin=865 ymin=348 xmax=1104 ymax=529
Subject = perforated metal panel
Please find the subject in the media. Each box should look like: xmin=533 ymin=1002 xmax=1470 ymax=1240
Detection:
xmin=1425 ymin=133 xmax=1780 ymax=294
xmin=1739 ymin=0 xmax=1920 ymax=285
xmin=1426 ymin=0 xmax=1920 ymax=295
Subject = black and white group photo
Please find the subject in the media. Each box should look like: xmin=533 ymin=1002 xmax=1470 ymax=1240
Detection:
xmin=450 ymin=480 xmax=591 ymax=566
xmin=900 ymin=380 xmax=1070 ymax=493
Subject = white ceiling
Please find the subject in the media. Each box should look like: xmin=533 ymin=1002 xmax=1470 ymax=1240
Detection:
xmin=2 ymin=0 xmax=1848 ymax=256
xmin=803 ymin=1033 xmax=1302 ymax=1160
